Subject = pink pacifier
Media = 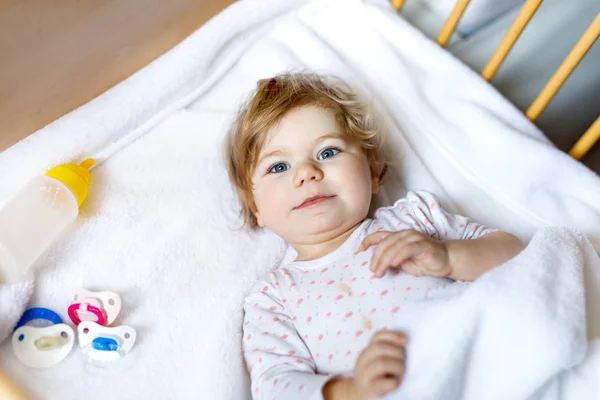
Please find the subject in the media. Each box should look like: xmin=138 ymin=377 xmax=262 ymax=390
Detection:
xmin=68 ymin=289 xmax=122 ymax=326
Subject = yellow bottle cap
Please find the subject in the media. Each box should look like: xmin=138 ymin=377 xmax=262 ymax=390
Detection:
xmin=45 ymin=158 xmax=94 ymax=208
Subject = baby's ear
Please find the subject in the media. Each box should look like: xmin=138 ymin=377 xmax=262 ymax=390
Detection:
xmin=370 ymin=157 xmax=385 ymax=194
xmin=372 ymin=177 xmax=380 ymax=194
xmin=249 ymin=200 xmax=265 ymax=228
xmin=254 ymin=211 xmax=265 ymax=228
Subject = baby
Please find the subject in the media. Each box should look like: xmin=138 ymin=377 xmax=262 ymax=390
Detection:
xmin=225 ymin=73 xmax=524 ymax=400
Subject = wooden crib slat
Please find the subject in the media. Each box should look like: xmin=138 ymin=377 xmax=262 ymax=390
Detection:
xmin=481 ymin=0 xmax=543 ymax=81
xmin=569 ymin=116 xmax=600 ymax=160
xmin=0 ymin=368 xmax=29 ymax=400
xmin=436 ymin=0 xmax=472 ymax=47
xmin=526 ymin=13 xmax=600 ymax=121
xmin=392 ymin=0 xmax=406 ymax=12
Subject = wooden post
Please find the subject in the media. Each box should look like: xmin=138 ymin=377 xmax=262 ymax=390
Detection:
xmin=481 ymin=0 xmax=543 ymax=81
xmin=569 ymin=116 xmax=600 ymax=160
xmin=526 ymin=13 xmax=600 ymax=121
xmin=436 ymin=0 xmax=472 ymax=47
xmin=392 ymin=0 xmax=406 ymax=12
xmin=0 ymin=369 xmax=29 ymax=400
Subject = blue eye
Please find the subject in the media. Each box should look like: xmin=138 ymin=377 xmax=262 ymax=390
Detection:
xmin=268 ymin=163 xmax=289 ymax=174
xmin=318 ymin=148 xmax=340 ymax=160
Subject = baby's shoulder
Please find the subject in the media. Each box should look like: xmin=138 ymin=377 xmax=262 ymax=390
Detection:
xmin=370 ymin=191 xmax=451 ymax=234
xmin=246 ymin=267 xmax=290 ymax=299
xmin=373 ymin=190 xmax=440 ymax=220
xmin=375 ymin=190 xmax=439 ymax=214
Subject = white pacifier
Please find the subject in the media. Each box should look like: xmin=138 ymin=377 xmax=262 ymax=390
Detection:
xmin=78 ymin=321 xmax=136 ymax=364
xmin=12 ymin=308 xmax=75 ymax=368
xmin=69 ymin=288 xmax=122 ymax=326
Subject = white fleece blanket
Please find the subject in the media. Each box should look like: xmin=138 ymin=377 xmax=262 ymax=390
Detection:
xmin=385 ymin=227 xmax=600 ymax=400
xmin=1 ymin=0 xmax=600 ymax=399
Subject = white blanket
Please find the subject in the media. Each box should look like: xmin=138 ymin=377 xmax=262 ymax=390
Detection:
xmin=385 ymin=227 xmax=600 ymax=400
xmin=1 ymin=0 xmax=600 ymax=398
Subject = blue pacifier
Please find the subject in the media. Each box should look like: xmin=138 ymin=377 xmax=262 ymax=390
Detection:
xmin=78 ymin=321 xmax=136 ymax=365
xmin=12 ymin=307 xmax=75 ymax=368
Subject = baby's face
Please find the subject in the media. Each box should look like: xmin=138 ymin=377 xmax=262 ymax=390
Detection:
xmin=251 ymin=106 xmax=378 ymax=246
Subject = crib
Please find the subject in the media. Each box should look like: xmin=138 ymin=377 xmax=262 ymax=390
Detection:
xmin=0 ymin=0 xmax=599 ymax=399
xmin=392 ymin=0 xmax=600 ymax=161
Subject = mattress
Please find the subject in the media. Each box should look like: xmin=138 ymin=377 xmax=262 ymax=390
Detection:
xmin=1 ymin=1 xmax=599 ymax=398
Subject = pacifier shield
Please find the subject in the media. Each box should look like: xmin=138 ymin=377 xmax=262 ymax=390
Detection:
xmin=70 ymin=289 xmax=122 ymax=326
xmin=78 ymin=321 xmax=136 ymax=365
xmin=12 ymin=323 xmax=75 ymax=368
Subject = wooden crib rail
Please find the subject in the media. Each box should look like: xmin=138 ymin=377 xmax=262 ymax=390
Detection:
xmin=435 ymin=0 xmax=472 ymax=47
xmin=481 ymin=0 xmax=543 ymax=81
xmin=0 ymin=369 xmax=29 ymax=400
xmin=392 ymin=1 xmax=600 ymax=160
xmin=392 ymin=0 xmax=406 ymax=12
xmin=570 ymin=116 xmax=600 ymax=161
xmin=526 ymin=13 xmax=600 ymax=122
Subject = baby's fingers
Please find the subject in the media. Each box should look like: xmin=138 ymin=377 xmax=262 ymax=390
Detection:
xmin=366 ymin=357 xmax=406 ymax=385
xmin=369 ymin=234 xmax=403 ymax=273
xmin=370 ymin=231 xmax=422 ymax=275
xmin=373 ymin=239 xmax=421 ymax=277
xmin=359 ymin=231 xmax=392 ymax=252
xmin=361 ymin=343 xmax=407 ymax=364
xmin=371 ymin=330 xmax=409 ymax=347
xmin=379 ymin=242 xmax=425 ymax=276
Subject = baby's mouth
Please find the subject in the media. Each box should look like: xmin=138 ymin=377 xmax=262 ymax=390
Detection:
xmin=294 ymin=195 xmax=336 ymax=210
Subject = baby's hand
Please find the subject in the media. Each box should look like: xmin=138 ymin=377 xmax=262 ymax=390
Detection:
xmin=360 ymin=230 xmax=451 ymax=278
xmin=351 ymin=331 xmax=407 ymax=400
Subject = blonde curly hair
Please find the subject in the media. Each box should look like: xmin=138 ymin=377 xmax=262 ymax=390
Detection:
xmin=225 ymin=72 xmax=387 ymax=229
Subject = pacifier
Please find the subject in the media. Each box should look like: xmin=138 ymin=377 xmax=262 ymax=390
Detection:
xmin=12 ymin=308 xmax=75 ymax=368
xmin=68 ymin=288 xmax=122 ymax=326
xmin=78 ymin=321 xmax=136 ymax=365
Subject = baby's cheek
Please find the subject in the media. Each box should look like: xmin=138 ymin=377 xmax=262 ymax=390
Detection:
xmin=255 ymin=184 xmax=290 ymax=226
xmin=340 ymin=165 xmax=373 ymax=211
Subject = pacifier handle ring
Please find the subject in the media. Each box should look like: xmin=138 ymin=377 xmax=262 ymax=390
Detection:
xmin=68 ymin=303 xmax=106 ymax=326
xmin=13 ymin=308 xmax=63 ymax=332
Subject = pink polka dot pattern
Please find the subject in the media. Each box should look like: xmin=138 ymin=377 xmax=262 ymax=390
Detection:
xmin=242 ymin=191 xmax=496 ymax=399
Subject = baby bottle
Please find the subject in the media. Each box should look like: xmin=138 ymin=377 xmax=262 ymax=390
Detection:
xmin=0 ymin=159 xmax=94 ymax=283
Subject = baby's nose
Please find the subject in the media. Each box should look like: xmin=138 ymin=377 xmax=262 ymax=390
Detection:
xmin=294 ymin=162 xmax=324 ymax=186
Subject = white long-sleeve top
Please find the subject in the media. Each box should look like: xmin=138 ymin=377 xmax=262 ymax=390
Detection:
xmin=242 ymin=191 xmax=495 ymax=399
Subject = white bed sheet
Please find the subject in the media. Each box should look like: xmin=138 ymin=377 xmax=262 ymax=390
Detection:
xmin=1 ymin=0 xmax=600 ymax=398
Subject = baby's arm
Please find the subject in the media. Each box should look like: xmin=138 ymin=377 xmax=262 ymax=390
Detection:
xmin=243 ymin=279 xmax=338 ymax=399
xmin=366 ymin=191 xmax=524 ymax=281
xmin=443 ymin=231 xmax=524 ymax=281
xmin=362 ymin=229 xmax=523 ymax=281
